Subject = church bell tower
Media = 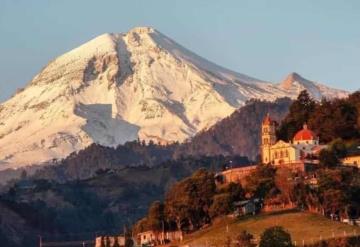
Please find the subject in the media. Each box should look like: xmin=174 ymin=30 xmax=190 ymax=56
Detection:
xmin=261 ymin=113 xmax=276 ymax=164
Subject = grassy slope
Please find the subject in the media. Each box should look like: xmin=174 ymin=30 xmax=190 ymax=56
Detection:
xmin=183 ymin=210 xmax=360 ymax=246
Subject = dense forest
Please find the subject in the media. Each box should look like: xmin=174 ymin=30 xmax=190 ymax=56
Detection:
xmin=32 ymin=141 xmax=178 ymax=182
xmin=277 ymin=90 xmax=360 ymax=143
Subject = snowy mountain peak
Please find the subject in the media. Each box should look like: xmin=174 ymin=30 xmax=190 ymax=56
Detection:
xmin=0 ymin=27 xmax=349 ymax=169
xmin=281 ymin=72 xmax=305 ymax=89
xmin=128 ymin=26 xmax=156 ymax=34
xmin=278 ymin=72 xmax=348 ymax=100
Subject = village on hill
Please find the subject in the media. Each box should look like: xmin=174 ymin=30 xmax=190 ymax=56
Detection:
xmin=94 ymin=91 xmax=360 ymax=247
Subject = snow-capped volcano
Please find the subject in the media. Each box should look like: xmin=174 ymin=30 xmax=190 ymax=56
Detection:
xmin=0 ymin=27 xmax=348 ymax=169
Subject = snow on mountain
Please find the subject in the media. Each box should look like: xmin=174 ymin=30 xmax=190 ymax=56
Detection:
xmin=278 ymin=72 xmax=348 ymax=100
xmin=0 ymin=27 xmax=349 ymax=169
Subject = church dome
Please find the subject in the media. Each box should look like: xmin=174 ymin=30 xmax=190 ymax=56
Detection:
xmin=293 ymin=124 xmax=316 ymax=141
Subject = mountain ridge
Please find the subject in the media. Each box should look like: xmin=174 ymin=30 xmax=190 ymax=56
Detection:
xmin=0 ymin=27 xmax=349 ymax=169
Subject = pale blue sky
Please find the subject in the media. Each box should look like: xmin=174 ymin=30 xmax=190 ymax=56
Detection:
xmin=0 ymin=0 xmax=359 ymax=102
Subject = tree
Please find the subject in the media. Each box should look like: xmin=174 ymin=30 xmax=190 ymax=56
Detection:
xmin=105 ymin=236 xmax=111 ymax=247
xmin=209 ymin=193 xmax=232 ymax=218
xmin=259 ymin=226 xmax=293 ymax=247
xmin=319 ymin=149 xmax=338 ymax=168
xmin=165 ymin=168 xmax=215 ymax=231
xmin=277 ymin=90 xmax=316 ymax=141
xmin=235 ymin=230 xmax=256 ymax=247
xmin=125 ymin=238 xmax=134 ymax=247
xmin=209 ymin=183 xmax=245 ymax=218
xmin=99 ymin=236 xmax=106 ymax=247
xmin=245 ymin=164 xmax=276 ymax=198
xmin=226 ymin=182 xmax=245 ymax=202
xmin=147 ymin=201 xmax=165 ymax=231
xmin=275 ymin=167 xmax=296 ymax=205
xmin=20 ymin=170 xmax=27 ymax=180
xmin=113 ymin=237 xmax=121 ymax=247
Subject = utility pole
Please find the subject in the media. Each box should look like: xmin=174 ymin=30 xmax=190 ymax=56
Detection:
xmin=39 ymin=235 xmax=42 ymax=247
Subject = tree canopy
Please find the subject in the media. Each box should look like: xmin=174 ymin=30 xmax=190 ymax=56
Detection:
xmin=277 ymin=90 xmax=360 ymax=143
xmin=259 ymin=226 xmax=293 ymax=247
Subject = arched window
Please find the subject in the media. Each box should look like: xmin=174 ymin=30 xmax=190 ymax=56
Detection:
xmin=275 ymin=151 xmax=278 ymax=159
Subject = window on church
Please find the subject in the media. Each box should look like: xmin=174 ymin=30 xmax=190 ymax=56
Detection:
xmin=275 ymin=151 xmax=278 ymax=159
xmin=285 ymin=150 xmax=289 ymax=157
xmin=264 ymin=138 xmax=268 ymax=144
xmin=280 ymin=151 xmax=284 ymax=158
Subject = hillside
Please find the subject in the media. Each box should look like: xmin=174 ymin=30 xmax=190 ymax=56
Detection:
xmin=0 ymin=27 xmax=348 ymax=169
xmin=32 ymin=141 xmax=178 ymax=182
xmin=183 ymin=210 xmax=360 ymax=246
xmin=0 ymin=156 xmax=245 ymax=246
xmin=176 ymin=97 xmax=292 ymax=160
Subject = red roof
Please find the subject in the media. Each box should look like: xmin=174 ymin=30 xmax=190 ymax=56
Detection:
xmin=294 ymin=124 xmax=316 ymax=141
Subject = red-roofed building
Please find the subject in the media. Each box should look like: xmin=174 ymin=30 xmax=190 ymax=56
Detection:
xmin=293 ymin=124 xmax=318 ymax=145
xmin=261 ymin=115 xmax=324 ymax=169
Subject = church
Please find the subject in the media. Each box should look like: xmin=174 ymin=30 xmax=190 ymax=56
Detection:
xmin=261 ymin=114 xmax=323 ymax=169
xmin=215 ymin=114 xmax=324 ymax=186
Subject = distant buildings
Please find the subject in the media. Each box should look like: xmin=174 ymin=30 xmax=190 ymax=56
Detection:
xmin=137 ymin=230 xmax=183 ymax=246
xmin=95 ymin=236 xmax=125 ymax=247
xmin=234 ymin=198 xmax=262 ymax=216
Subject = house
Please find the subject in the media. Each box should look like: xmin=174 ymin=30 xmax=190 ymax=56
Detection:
xmin=261 ymin=114 xmax=325 ymax=170
xmin=234 ymin=198 xmax=262 ymax=216
xmin=342 ymin=146 xmax=360 ymax=168
xmin=137 ymin=230 xmax=183 ymax=246
xmin=95 ymin=235 xmax=126 ymax=247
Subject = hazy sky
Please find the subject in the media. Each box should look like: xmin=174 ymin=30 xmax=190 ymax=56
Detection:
xmin=0 ymin=0 xmax=359 ymax=102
